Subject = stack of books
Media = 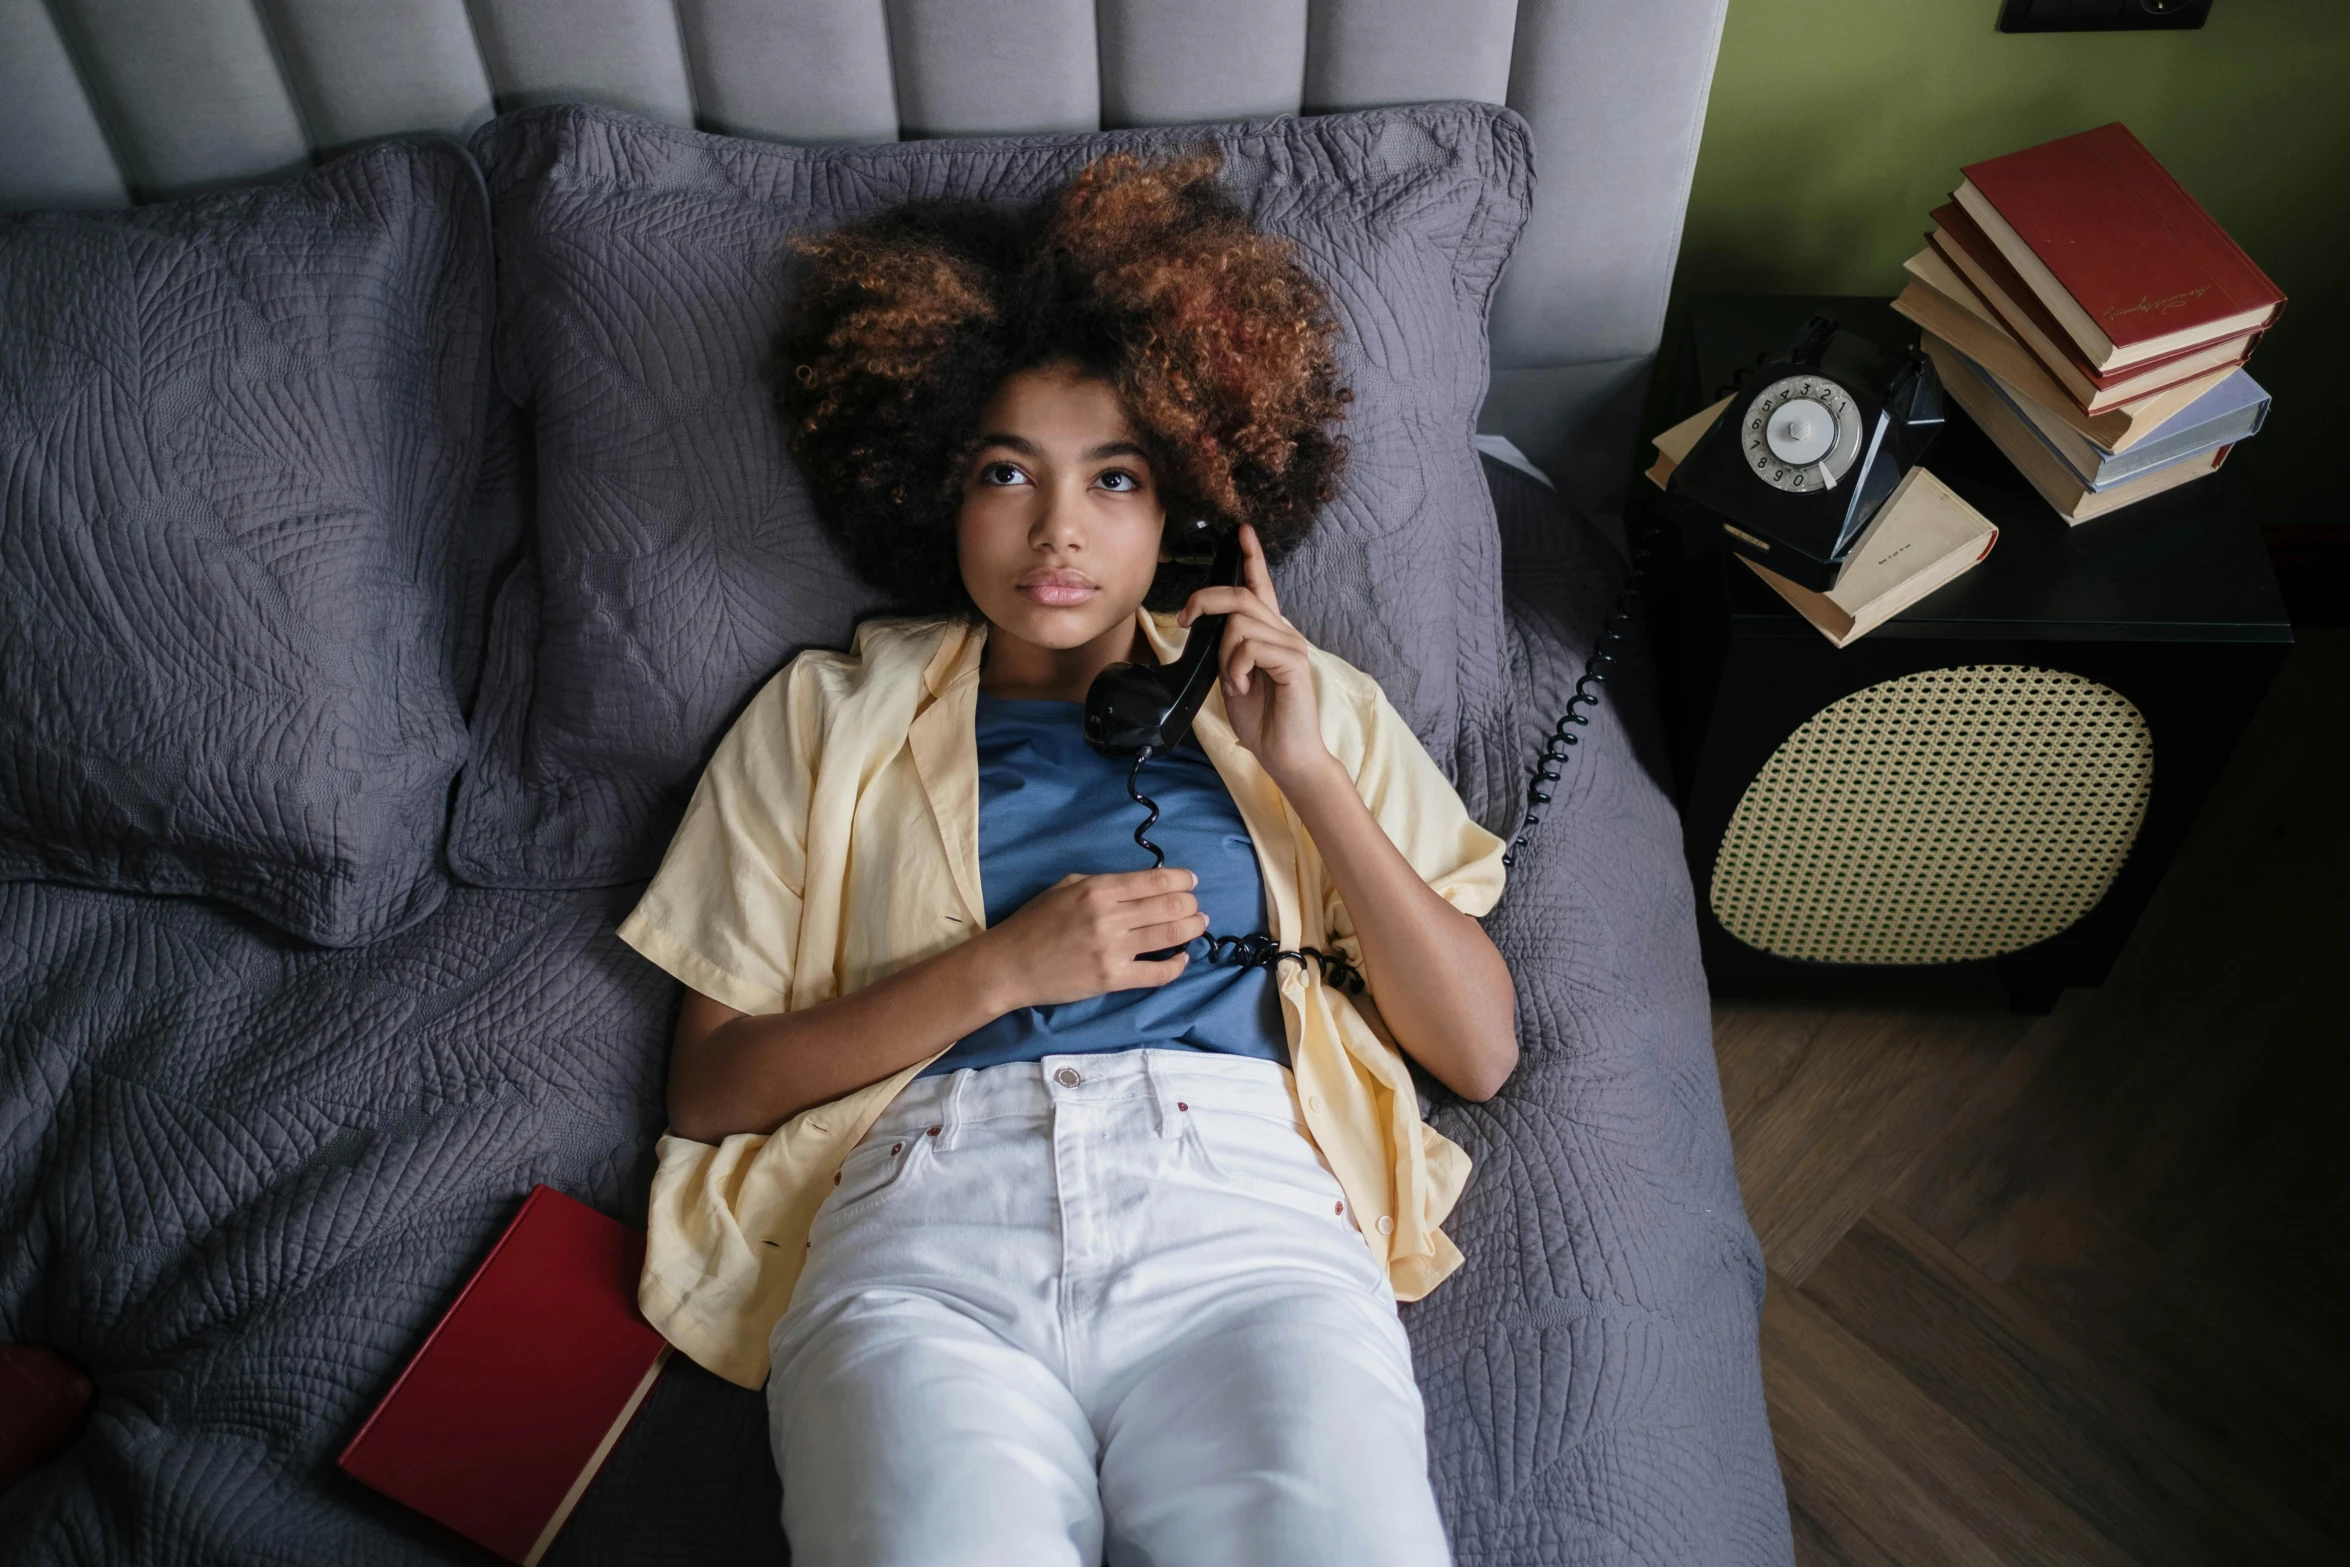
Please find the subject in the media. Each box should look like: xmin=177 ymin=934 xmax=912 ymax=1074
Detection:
xmin=1894 ymin=122 xmax=2282 ymax=524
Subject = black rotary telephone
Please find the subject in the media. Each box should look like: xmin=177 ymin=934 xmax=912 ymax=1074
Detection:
xmin=1667 ymin=314 xmax=1943 ymax=591
xmin=1079 ymin=516 xmax=1363 ymax=991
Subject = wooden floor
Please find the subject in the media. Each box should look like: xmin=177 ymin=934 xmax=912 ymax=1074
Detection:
xmin=1714 ymin=630 xmax=2350 ymax=1566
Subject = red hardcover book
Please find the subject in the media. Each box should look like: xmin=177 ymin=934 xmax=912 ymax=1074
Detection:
xmin=340 ymin=1188 xmax=671 ymax=1566
xmin=1927 ymin=202 xmax=2256 ymax=397
xmin=1956 ymin=123 xmax=2284 ymax=371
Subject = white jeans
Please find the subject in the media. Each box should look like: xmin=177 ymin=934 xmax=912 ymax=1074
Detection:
xmin=767 ymin=1048 xmax=1453 ymax=1567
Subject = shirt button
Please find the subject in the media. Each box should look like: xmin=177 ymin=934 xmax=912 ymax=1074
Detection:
xmin=1054 ymin=1066 xmax=1083 ymax=1088
xmin=1308 ymin=1095 xmax=1324 ymax=1113
xmin=1376 ymin=1215 xmax=1395 ymax=1236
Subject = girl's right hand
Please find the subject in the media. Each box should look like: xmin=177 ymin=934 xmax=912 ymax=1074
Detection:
xmin=978 ymin=868 xmax=1204 ymax=1012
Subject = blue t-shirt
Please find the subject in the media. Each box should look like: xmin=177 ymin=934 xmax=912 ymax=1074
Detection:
xmin=918 ymin=691 xmax=1287 ymax=1077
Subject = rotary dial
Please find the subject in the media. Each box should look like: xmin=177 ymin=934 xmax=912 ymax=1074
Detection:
xmin=1742 ymin=375 xmax=1863 ymax=494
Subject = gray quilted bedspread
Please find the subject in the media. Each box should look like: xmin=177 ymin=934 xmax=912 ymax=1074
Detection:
xmin=0 ymin=462 xmax=1789 ymax=1564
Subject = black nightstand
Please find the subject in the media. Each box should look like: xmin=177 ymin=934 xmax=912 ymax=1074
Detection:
xmin=1645 ymin=295 xmax=2294 ymax=1010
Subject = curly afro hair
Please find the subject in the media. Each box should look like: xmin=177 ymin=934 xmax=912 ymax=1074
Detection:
xmin=777 ymin=150 xmax=1350 ymax=614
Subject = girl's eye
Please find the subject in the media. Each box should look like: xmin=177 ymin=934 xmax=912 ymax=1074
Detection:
xmin=1096 ymin=469 xmax=1141 ymax=494
xmin=980 ymin=461 xmax=1028 ymax=487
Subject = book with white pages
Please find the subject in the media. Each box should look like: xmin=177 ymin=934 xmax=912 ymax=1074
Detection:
xmin=1926 ymin=339 xmax=2228 ymax=523
xmin=1644 ymin=394 xmax=1734 ymax=491
xmin=1932 ymin=340 xmax=2269 ymax=489
xmin=1737 ymin=467 xmax=1999 ymax=647
xmin=1895 ymin=249 xmax=2234 ymax=444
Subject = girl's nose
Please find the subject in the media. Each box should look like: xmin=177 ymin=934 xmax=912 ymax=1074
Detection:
xmin=1030 ymin=480 xmax=1087 ymax=551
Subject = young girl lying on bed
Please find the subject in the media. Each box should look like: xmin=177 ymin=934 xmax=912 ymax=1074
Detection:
xmin=615 ymin=149 xmax=1517 ymax=1566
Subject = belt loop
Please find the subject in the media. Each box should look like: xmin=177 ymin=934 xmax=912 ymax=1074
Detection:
xmin=937 ymin=1067 xmax=972 ymax=1150
xmin=1141 ymin=1050 xmax=1183 ymax=1139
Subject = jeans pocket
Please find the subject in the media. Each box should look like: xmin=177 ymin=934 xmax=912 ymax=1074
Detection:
xmin=1181 ymin=1109 xmax=1393 ymax=1297
xmin=1181 ymin=1106 xmax=1355 ymax=1224
xmin=810 ymin=1126 xmax=932 ymax=1241
xmin=1179 ymin=1106 xmax=1398 ymax=1296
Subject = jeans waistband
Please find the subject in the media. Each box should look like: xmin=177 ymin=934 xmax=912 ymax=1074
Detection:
xmin=867 ymin=1049 xmax=1304 ymax=1149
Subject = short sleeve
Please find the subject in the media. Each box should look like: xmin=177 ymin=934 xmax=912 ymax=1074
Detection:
xmin=1321 ymin=666 xmax=1508 ymax=941
xmin=616 ymin=660 xmax=822 ymax=1016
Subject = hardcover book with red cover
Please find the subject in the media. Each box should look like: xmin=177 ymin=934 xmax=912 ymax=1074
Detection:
xmin=1957 ymin=123 xmax=2283 ymax=368
xmin=340 ymin=1187 xmax=671 ymax=1566
xmin=1927 ymin=202 xmax=2258 ymax=396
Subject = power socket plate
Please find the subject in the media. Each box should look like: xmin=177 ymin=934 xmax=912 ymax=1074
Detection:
xmin=1998 ymin=0 xmax=2211 ymax=31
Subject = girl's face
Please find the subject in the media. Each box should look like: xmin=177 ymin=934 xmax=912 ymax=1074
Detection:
xmin=956 ymin=363 xmax=1168 ymax=656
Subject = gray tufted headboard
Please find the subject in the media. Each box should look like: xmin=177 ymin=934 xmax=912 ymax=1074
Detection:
xmin=0 ymin=0 xmax=1727 ymax=517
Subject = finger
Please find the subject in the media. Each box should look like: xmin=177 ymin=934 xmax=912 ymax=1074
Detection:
xmin=1051 ymin=873 xmax=1087 ymax=888
xmin=1177 ymin=585 xmax=1241 ymax=626
xmin=1119 ymin=890 xmax=1200 ymax=926
xmin=1128 ymin=912 xmax=1209 ymax=950
xmin=1221 ymin=620 xmax=1310 ymax=698
xmin=1233 ymin=622 xmax=1311 ymax=682
xmin=1222 ymin=623 xmax=1261 ymax=698
xmin=1181 ymin=585 xmax=1288 ymax=630
xmin=1120 ymin=952 xmax=1190 ymax=988
xmin=1098 ymin=866 xmax=1199 ymax=896
xmin=1239 ymin=523 xmax=1281 ymax=617
xmin=1178 ymin=584 xmax=1283 ymax=626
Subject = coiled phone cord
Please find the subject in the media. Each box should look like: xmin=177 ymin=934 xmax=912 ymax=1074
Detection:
xmin=1124 ymin=748 xmax=1368 ymax=994
xmin=1502 ymin=518 xmax=1661 ymax=870
xmin=1500 ymin=343 xmax=1785 ymax=870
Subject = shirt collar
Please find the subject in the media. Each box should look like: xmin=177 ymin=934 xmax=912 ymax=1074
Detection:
xmin=919 ymin=606 xmax=1188 ymax=699
xmin=918 ymin=615 xmax=984 ymax=698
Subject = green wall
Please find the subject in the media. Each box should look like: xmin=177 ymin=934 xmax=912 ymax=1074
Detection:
xmin=1670 ymin=0 xmax=2348 ymax=519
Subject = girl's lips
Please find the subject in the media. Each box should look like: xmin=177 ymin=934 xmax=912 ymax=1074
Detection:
xmin=1016 ymin=574 xmax=1096 ymax=607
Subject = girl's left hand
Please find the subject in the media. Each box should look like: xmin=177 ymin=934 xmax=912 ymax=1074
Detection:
xmin=1178 ymin=523 xmax=1330 ymax=786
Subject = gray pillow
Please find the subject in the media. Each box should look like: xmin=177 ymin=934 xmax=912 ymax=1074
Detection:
xmin=450 ymin=102 xmax=1528 ymax=887
xmin=0 ymin=139 xmax=502 ymax=947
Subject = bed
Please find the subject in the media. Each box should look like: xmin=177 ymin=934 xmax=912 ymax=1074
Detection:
xmin=0 ymin=3 xmax=1792 ymax=1562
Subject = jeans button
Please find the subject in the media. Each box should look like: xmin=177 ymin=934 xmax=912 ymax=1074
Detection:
xmin=1054 ymin=1066 xmax=1083 ymax=1088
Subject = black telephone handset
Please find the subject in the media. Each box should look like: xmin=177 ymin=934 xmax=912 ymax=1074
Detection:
xmin=1082 ymin=522 xmax=1243 ymax=757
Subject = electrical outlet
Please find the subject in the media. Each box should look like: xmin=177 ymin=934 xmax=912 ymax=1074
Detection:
xmin=1998 ymin=0 xmax=2211 ymax=31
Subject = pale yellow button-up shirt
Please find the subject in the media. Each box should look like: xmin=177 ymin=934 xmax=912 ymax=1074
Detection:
xmin=618 ymin=607 xmax=1506 ymax=1388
